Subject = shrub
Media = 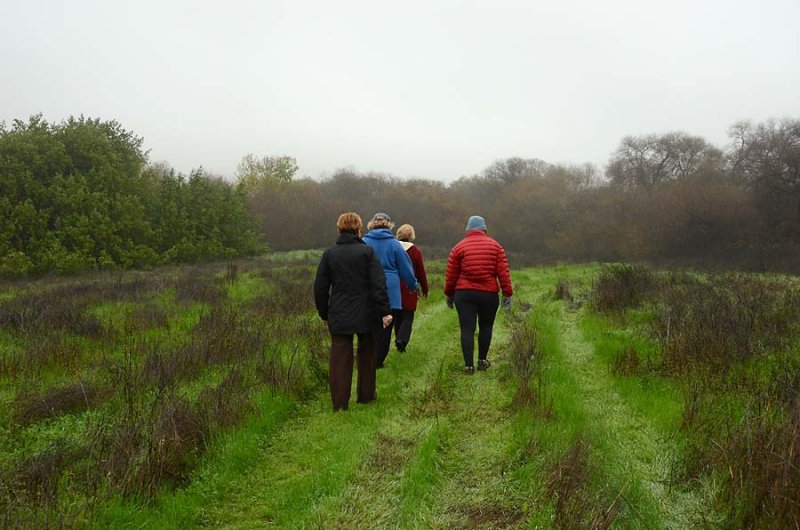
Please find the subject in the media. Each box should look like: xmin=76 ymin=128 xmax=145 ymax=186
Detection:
xmin=653 ymin=276 xmax=800 ymax=373
xmin=546 ymin=438 xmax=619 ymax=530
xmin=555 ymin=279 xmax=573 ymax=302
xmin=590 ymin=264 xmax=656 ymax=313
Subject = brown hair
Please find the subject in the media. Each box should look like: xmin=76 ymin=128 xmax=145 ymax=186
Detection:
xmin=336 ymin=212 xmax=362 ymax=234
xmin=396 ymin=224 xmax=415 ymax=242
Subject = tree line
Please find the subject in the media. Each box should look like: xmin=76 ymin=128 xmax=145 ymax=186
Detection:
xmin=2 ymin=114 xmax=798 ymax=274
xmin=0 ymin=115 xmax=260 ymax=274
xmin=248 ymin=118 xmax=800 ymax=272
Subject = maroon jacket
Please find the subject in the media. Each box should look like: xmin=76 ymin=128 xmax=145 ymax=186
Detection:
xmin=444 ymin=230 xmax=513 ymax=298
xmin=399 ymin=242 xmax=428 ymax=311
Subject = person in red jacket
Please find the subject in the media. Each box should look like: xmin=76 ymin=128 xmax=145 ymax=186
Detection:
xmin=395 ymin=224 xmax=428 ymax=352
xmin=444 ymin=215 xmax=513 ymax=375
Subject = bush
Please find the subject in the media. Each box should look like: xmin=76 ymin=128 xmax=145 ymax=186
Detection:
xmin=590 ymin=264 xmax=656 ymax=313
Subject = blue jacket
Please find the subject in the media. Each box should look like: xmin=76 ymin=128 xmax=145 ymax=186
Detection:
xmin=363 ymin=228 xmax=418 ymax=309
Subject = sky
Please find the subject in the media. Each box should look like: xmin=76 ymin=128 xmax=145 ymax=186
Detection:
xmin=2 ymin=0 xmax=799 ymax=182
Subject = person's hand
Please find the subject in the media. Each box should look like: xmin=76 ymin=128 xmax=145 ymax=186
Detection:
xmin=382 ymin=314 xmax=393 ymax=328
xmin=446 ymin=296 xmax=454 ymax=309
xmin=501 ymin=296 xmax=512 ymax=311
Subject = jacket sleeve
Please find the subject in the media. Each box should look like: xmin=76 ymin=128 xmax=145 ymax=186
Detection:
xmin=495 ymin=243 xmax=513 ymax=297
xmin=367 ymin=247 xmax=392 ymax=316
xmin=444 ymin=244 xmax=462 ymax=297
xmin=313 ymin=249 xmax=331 ymax=320
xmin=395 ymin=241 xmax=418 ymax=291
xmin=411 ymin=246 xmax=428 ymax=296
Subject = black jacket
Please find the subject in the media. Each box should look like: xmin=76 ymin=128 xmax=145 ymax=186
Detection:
xmin=314 ymin=232 xmax=392 ymax=334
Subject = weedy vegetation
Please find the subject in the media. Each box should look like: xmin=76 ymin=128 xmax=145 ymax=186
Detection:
xmin=2 ymin=259 xmax=799 ymax=529
xmin=589 ymin=265 xmax=800 ymax=529
xmin=0 ymin=255 xmax=326 ymax=528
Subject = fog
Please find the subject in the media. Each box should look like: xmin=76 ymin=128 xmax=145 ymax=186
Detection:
xmin=2 ymin=0 xmax=799 ymax=180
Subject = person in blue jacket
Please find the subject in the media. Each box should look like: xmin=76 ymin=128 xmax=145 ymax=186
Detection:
xmin=363 ymin=212 xmax=419 ymax=367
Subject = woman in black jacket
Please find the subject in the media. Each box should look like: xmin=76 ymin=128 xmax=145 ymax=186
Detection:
xmin=314 ymin=212 xmax=393 ymax=411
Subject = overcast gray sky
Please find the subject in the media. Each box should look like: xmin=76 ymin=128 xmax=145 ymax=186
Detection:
xmin=2 ymin=0 xmax=799 ymax=181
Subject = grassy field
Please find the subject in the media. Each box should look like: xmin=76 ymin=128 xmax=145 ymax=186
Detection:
xmin=1 ymin=258 xmax=798 ymax=528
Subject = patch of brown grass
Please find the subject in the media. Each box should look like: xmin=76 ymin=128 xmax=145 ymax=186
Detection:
xmin=12 ymin=380 xmax=101 ymax=426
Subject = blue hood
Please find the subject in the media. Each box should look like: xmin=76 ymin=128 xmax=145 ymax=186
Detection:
xmin=364 ymin=228 xmax=395 ymax=240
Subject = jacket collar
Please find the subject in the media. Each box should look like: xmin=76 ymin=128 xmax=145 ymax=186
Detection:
xmin=466 ymin=229 xmax=488 ymax=237
xmin=336 ymin=232 xmax=364 ymax=244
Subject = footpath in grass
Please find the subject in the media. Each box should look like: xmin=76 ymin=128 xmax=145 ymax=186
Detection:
xmin=200 ymin=300 xmax=459 ymax=529
xmin=517 ymin=266 xmax=718 ymax=529
xmin=308 ymin=307 xmax=526 ymax=529
xmin=199 ymin=296 xmax=533 ymax=529
xmin=564 ymin=309 xmax=711 ymax=529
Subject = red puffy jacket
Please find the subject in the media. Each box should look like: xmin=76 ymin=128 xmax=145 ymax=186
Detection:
xmin=444 ymin=230 xmax=513 ymax=297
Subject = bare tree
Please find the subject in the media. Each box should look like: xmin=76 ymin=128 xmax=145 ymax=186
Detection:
xmin=483 ymin=157 xmax=551 ymax=184
xmin=607 ymin=132 xmax=724 ymax=189
xmin=728 ymin=119 xmax=800 ymax=220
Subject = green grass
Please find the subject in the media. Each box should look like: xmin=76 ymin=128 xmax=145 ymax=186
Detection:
xmin=4 ymin=261 xmax=747 ymax=528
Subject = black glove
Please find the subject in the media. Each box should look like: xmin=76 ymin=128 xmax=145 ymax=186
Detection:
xmin=446 ymin=296 xmax=454 ymax=309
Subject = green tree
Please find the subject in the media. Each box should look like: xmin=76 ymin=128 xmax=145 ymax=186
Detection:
xmin=236 ymin=154 xmax=298 ymax=194
xmin=0 ymin=115 xmax=261 ymax=274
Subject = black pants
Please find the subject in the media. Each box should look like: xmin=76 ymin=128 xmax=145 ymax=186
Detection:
xmin=454 ymin=290 xmax=499 ymax=367
xmin=394 ymin=309 xmax=415 ymax=351
xmin=375 ymin=309 xmax=402 ymax=367
xmin=329 ymin=332 xmax=376 ymax=411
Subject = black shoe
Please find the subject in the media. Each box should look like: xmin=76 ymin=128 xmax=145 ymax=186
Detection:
xmin=464 ymin=366 xmax=475 ymax=375
xmin=395 ymin=341 xmax=406 ymax=353
xmin=477 ymin=359 xmax=491 ymax=371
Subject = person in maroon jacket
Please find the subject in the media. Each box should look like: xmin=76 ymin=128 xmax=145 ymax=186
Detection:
xmin=444 ymin=215 xmax=513 ymax=375
xmin=395 ymin=224 xmax=429 ymax=352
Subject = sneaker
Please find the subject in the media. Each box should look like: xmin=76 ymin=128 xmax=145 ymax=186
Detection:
xmin=477 ymin=359 xmax=491 ymax=371
xmin=464 ymin=366 xmax=475 ymax=375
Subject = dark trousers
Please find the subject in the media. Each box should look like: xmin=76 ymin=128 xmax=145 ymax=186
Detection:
xmin=329 ymin=333 xmax=376 ymax=411
xmin=375 ymin=309 xmax=402 ymax=366
xmin=454 ymin=290 xmax=499 ymax=367
xmin=394 ymin=309 xmax=415 ymax=351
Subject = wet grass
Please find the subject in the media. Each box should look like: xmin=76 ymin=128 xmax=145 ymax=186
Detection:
xmin=0 ymin=255 xmax=325 ymax=527
xmin=588 ymin=265 xmax=800 ymax=528
xmin=2 ymin=259 xmax=798 ymax=528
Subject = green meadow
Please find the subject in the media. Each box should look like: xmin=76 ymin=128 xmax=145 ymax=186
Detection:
xmin=2 ymin=258 xmax=798 ymax=529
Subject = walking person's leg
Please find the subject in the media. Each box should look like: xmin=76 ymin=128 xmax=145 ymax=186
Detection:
xmin=329 ymin=334 xmax=355 ymax=410
xmin=476 ymin=292 xmax=500 ymax=369
xmin=454 ymin=290 xmax=479 ymax=370
xmin=356 ymin=332 xmax=377 ymax=403
xmin=394 ymin=309 xmax=415 ymax=352
xmin=376 ymin=309 xmax=401 ymax=367
xmin=393 ymin=310 xmax=405 ymax=351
